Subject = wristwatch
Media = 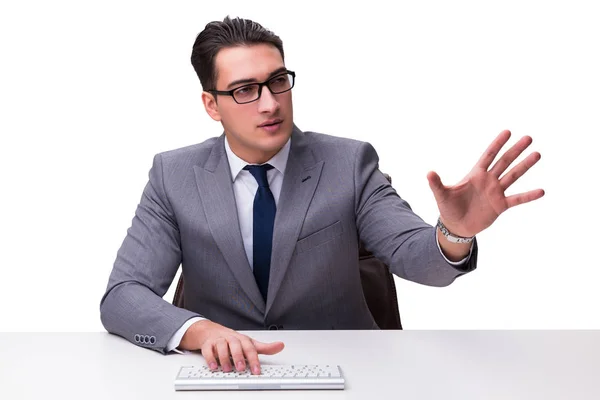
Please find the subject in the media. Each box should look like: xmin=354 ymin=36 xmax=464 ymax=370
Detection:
xmin=436 ymin=217 xmax=475 ymax=244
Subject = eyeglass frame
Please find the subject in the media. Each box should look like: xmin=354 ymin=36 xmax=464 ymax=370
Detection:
xmin=206 ymin=70 xmax=296 ymax=104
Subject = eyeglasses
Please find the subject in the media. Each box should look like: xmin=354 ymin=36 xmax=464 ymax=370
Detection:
xmin=208 ymin=70 xmax=296 ymax=104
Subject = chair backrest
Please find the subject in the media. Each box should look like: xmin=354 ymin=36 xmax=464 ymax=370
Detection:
xmin=172 ymin=173 xmax=402 ymax=329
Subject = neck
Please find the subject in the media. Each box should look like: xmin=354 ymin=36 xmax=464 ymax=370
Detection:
xmin=240 ymin=152 xmax=277 ymax=165
xmin=225 ymin=135 xmax=283 ymax=165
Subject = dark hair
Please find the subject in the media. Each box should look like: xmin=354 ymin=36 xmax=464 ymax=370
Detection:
xmin=191 ymin=16 xmax=285 ymax=91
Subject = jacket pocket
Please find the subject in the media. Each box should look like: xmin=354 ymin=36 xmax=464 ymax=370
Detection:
xmin=296 ymin=220 xmax=343 ymax=254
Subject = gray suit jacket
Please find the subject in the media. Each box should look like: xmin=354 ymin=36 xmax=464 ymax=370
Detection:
xmin=100 ymin=126 xmax=477 ymax=354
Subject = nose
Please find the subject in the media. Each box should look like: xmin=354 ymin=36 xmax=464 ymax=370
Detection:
xmin=257 ymin=87 xmax=280 ymax=114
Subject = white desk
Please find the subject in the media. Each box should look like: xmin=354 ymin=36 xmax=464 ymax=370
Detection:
xmin=1 ymin=331 xmax=599 ymax=399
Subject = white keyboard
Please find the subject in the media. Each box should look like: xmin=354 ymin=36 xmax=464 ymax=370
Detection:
xmin=174 ymin=364 xmax=345 ymax=390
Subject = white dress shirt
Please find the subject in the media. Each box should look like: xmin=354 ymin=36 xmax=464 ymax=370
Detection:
xmin=166 ymin=136 xmax=472 ymax=352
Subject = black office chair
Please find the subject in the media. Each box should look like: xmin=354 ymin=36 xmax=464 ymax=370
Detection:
xmin=172 ymin=174 xmax=402 ymax=329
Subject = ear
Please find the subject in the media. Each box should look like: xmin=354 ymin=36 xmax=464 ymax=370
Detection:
xmin=201 ymin=91 xmax=221 ymax=121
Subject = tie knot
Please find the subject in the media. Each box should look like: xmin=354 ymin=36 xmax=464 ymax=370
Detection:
xmin=244 ymin=164 xmax=274 ymax=187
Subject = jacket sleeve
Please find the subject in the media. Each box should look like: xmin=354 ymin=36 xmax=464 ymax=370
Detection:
xmin=100 ymin=153 xmax=202 ymax=354
xmin=354 ymin=142 xmax=478 ymax=287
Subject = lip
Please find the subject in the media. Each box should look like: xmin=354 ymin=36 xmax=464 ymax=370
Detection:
xmin=258 ymin=118 xmax=283 ymax=127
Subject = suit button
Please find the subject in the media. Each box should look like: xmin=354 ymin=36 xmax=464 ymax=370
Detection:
xmin=134 ymin=334 xmax=140 ymax=342
xmin=150 ymin=336 xmax=156 ymax=344
xmin=268 ymin=325 xmax=278 ymax=330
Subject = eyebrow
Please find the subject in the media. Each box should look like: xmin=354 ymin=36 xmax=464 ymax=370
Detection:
xmin=226 ymin=67 xmax=288 ymax=90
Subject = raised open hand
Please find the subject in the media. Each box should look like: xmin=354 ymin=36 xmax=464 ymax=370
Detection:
xmin=427 ymin=130 xmax=544 ymax=238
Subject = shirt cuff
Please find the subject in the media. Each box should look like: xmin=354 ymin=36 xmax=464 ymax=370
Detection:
xmin=166 ymin=316 xmax=206 ymax=354
xmin=436 ymin=230 xmax=474 ymax=266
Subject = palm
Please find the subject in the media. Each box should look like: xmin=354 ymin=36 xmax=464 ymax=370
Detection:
xmin=428 ymin=130 xmax=544 ymax=238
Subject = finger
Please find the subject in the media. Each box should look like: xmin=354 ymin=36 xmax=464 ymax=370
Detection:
xmin=201 ymin=342 xmax=219 ymax=371
xmin=252 ymin=339 xmax=285 ymax=355
xmin=489 ymin=136 xmax=533 ymax=178
xmin=500 ymin=152 xmax=542 ymax=190
xmin=227 ymin=336 xmax=247 ymax=372
xmin=215 ymin=338 xmax=232 ymax=372
xmin=476 ymin=130 xmax=511 ymax=170
xmin=426 ymin=171 xmax=446 ymax=200
xmin=505 ymin=189 xmax=545 ymax=209
xmin=239 ymin=337 xmax=261 ymax=375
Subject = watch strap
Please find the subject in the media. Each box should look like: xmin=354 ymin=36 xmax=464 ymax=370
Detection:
xmin=436 ymin=217 xmax=475 ymax=244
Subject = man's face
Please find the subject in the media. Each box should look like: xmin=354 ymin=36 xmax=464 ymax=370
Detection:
xmin=202 ymin=44 xmax=294 ymax=164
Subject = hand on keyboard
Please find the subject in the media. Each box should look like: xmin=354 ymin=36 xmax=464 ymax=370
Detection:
xmin=179 ymin=320 xmax=285 ymax=375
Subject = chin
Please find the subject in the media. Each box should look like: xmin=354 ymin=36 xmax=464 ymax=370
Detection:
xmin=258 ymin=137 xmax=288 ymax=154
xmin=258 ymin=127 xmax=291 ymax=145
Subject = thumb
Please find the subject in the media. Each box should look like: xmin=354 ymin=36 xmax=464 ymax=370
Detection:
xmin=252 ymin=339 xmax=285 ymax=355
xmin=427 ymin=171 xmax=446 ymax=198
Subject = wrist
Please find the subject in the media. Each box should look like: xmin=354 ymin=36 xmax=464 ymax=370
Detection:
xmin=436 ymin=227 xmax=472 ymax=262
xmin=437 ymin=217 xmax=475 ymax=243
xmin=181 ymin=320 xmax=210 ymax=350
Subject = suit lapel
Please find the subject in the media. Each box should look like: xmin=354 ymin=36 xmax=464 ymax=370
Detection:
xmin=193 ymin=135 xmax=265 ymax=313
xmin=266 ymin=127 xmax=324 ymax=314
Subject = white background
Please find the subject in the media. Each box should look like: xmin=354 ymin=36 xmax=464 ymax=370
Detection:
xmin=0 ymin=0 xmax=598 ymax=332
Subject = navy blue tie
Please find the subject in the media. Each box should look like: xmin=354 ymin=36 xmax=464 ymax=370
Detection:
xmin=244 ymin=164 xmax=276 ymax=302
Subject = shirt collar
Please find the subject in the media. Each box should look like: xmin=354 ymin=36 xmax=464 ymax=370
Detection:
xmin=224 ymin=135 xmax=291 ymax=182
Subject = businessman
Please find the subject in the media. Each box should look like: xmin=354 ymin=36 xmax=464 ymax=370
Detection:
xmin=100 ymin=16 xmax=544 ymax=375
